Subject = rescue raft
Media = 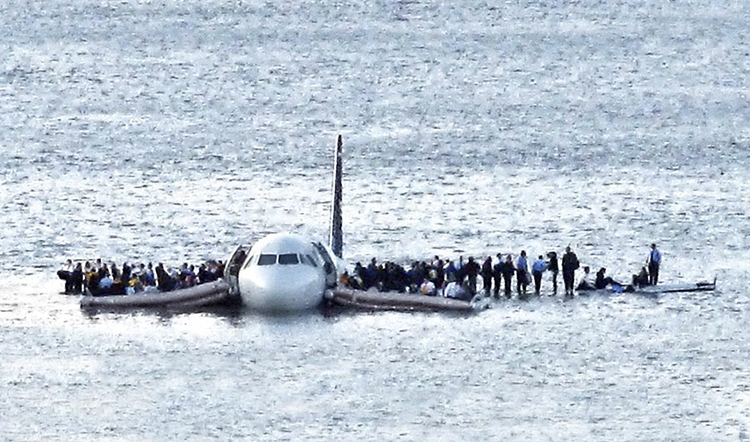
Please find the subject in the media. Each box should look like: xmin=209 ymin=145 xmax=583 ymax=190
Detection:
xmin=327 ymin=287 xmax=489 ymax=312
xmin=80 ymin=280 xmax=235 ymax=309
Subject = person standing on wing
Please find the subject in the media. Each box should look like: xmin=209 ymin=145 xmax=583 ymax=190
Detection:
xmin=481 ymin=256 xmax=494 ymax=296
xmin=516 ymin=250 xmax=530 ymax=299
xmin=531 ymin=255 xmax=548 ymax=296
xmin=647 ymin=243 xmax=662 ymax=285
xmin=492 ymin=254 xmax=504 ymax=299
xmin=546 ymin=251 xmax=559 ymax=295
xmin=561 ymin=246 xmax=580 ymax=297
xmin=499 ymin=254 xmax=516 ymax=299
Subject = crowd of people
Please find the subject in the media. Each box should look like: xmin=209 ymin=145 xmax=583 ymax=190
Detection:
xmin=341 ymin=244 xmax=663 ymax=301
xmin=56 ymin=243 xmax=664 ymax=301
xmin=57 ymin=258 xmax=225 ymax=296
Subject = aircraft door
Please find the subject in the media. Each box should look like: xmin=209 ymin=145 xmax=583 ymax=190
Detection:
xmin=225 ymin=244 xmax=251 ymax=295
xmin=313 ymin=242 xmax=337 ymax=288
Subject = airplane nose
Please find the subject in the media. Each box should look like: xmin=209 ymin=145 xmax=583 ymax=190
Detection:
xmin=243 ymin=267 xmax=323 ymax=312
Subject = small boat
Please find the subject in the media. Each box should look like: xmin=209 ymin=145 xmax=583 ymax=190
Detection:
xmin=80 ymin=280 xmax=236 ymax=309
xmin=327 ymin=287 xmax=490 ymax=312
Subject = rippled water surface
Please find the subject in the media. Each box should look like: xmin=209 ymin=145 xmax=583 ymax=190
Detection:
xmin=2 ymin=0 xmax=750 ymax=440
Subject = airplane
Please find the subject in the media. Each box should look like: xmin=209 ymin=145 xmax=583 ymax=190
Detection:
xmin=222 ymin=135 xmax=347 ymax=312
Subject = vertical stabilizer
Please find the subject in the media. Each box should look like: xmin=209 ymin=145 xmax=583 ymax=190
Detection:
xmin=329 ymin=135 xmax=344 ymax=258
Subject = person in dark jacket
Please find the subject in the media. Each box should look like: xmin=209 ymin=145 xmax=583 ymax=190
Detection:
xmin=480 ymin=256 xmax=494 ymax=296
xmin=463 ymin=257 xmax=480 ymax=295
xmin=492 ymin=254 xmax=504 ymax=299
xmin=595 ymin=267 xmax=621 ymax=290
xmin=498 ymin=254 xmax=516 ymax=299
xmin=155 ymin=263 xmax=176 ymax=292
xmin=516 ymin=250 xmax=530 ymax=298
xmin=632 ymin=266 xmax=650 ymax=287
xmin=57 ymin=259 xmax=74 ymax=292
xmin=434 ymin=258 xmax=445 ymax=290
xmin=71 ymin=262 xmax=84 ymax=293
xmin=444 ymin=260 xmax=458 ymax=284
xmin=562 ymin=246 xmax=580 ymax=296
xmin=546 ymin=251 xmax=559 ymax=295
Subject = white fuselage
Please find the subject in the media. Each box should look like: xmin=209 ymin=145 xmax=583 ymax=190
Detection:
xmin=234 ymin=233 xmax=342 ymax=312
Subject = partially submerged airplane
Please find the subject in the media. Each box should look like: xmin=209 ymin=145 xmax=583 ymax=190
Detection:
xmin=79 ymin=135 xmax=715 ymax=313
xmin=222 ymin=135 xmax=347 ymax=312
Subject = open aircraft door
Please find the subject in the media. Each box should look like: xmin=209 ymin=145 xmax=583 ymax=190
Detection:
xmin=225 ymin=244 xmax=252 ymax=296
xmin=313 ymin=242 xmax=338 ymax=288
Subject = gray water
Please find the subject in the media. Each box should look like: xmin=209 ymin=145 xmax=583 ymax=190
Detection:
xmin=2 ymin=0 xmax=750 ymax=440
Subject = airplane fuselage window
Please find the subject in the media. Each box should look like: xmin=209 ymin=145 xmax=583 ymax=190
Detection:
xmin=278 ymin=253 xmax=299 ymax=265
xmin=258 ymin=254 xmax=277 ymax=266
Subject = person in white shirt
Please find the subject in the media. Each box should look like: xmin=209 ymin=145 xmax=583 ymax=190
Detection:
xmin=442 ymin=280 xmax=470 ymax=301
xmin=419 ymin=279 xmax=436 ymax=296
xmin=576 ymin=266 xmax=595 ymax=291
xmin=647 ymin=243 xmax=662 ymax=285
xmin=57 ymin=259 xmax=74 ymax=292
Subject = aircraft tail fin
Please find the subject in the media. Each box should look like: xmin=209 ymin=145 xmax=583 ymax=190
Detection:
xmin=329 ymin=134 xmax=343 ymax=258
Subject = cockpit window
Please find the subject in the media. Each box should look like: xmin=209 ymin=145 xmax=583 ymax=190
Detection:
xmin=255 ymin=253 xmax=318 ymax=266
xmin=257 ymin=254 xmax=277 ymax=266
xmin=278 ymin=253 xmax=299 ymax=265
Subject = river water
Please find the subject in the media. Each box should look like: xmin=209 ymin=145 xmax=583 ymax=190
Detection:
xmin=2 ymin=0 xmax=750 ymax=440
